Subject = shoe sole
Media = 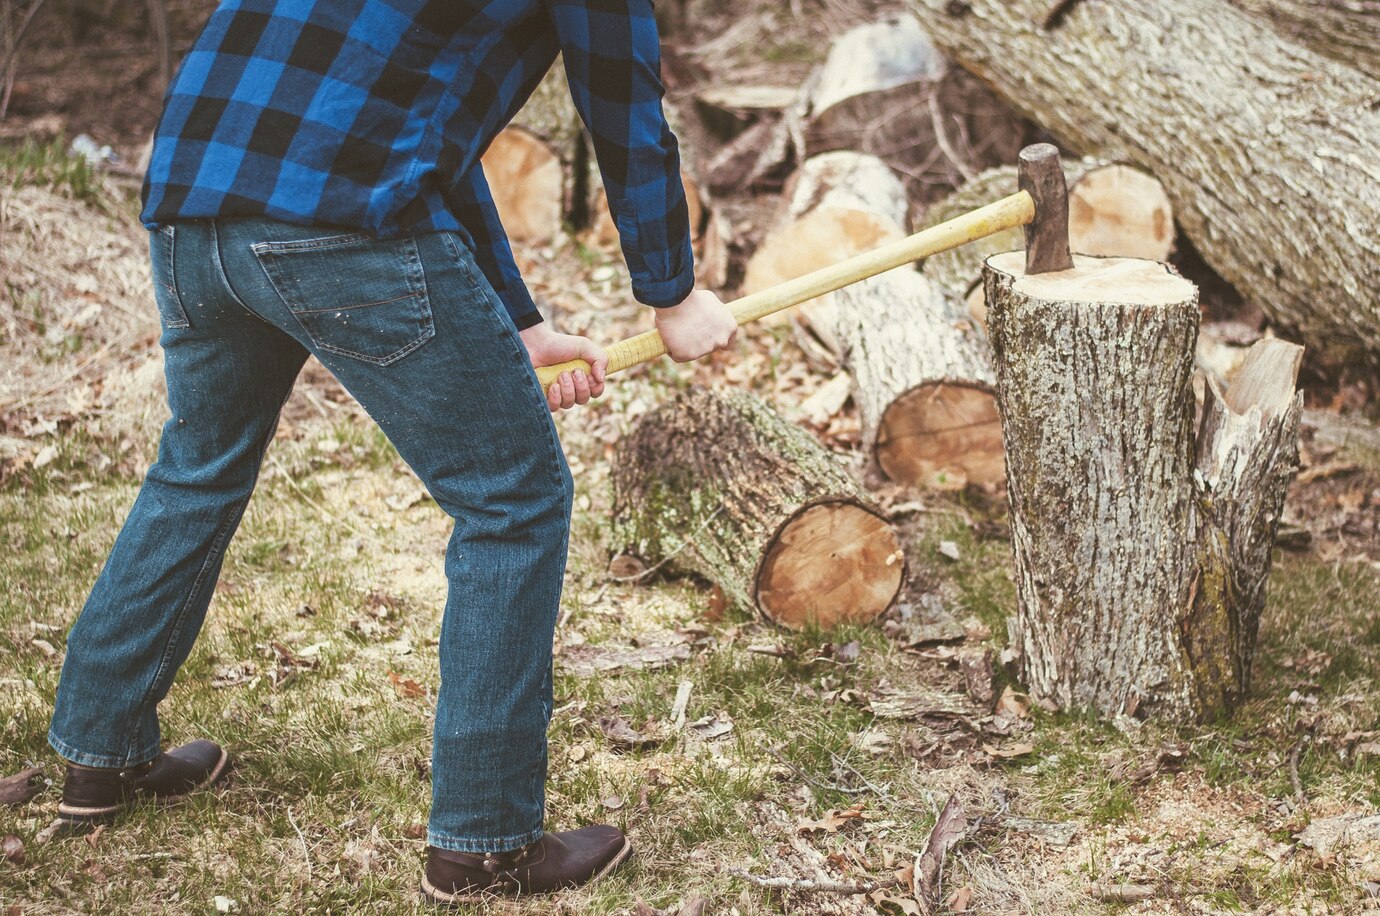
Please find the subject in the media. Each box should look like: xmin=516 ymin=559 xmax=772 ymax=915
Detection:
xmin=419 ymin=836 xmax=633 ymax=905
xmin=56 ymin=747 xmax=231 ymax=830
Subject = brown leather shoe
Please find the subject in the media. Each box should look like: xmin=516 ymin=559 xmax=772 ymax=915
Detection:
xmin=57 ymin=740 xmax=230 ymax=828
xmin=420 ymin=826 xmax=631 ymax=904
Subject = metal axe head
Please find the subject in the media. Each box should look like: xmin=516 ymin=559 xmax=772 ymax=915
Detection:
xmin=1018 ymin=143 xmax=1074 ymax=275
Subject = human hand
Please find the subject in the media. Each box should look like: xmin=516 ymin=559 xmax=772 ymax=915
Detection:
xmin=519 ymin=323 xmax=608 ymax=411
xmin=653 ymin=290 xmax=738 ymax=362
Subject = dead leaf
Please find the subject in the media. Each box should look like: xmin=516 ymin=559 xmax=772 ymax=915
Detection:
xmin=0 ymin=767 xmax=45 ymax=806
xmin=608 ymin=554 xmax=646 ymax=579
xmin=705 ymin=584 xmax=727 ymax=622
xmin=2 ymin=834 xmax=23 ymax=864
xmin=403 ymin=823 xmax=427 ymax=840
xmin=387 ymin=671 xmax=424 ymax=699
xmin=947 ymin=886 xmax=974 ymax=911
xmin=796 ymin=802 xmax=866 ymax=834
xmin=83 ymin=824 xmax=105 ymax=849
xmin=687 ymin=716 xmax=733 ymax=740
xmin=211 ymin=663 xmax=257 ymax=689
xmin=983 ymin=742 xmax=1034 ymax=759
xmin=602 ymin=795 xmax=625 ymax=811
xmin=598 ymin=716 xmax=660 ymax=750
xmin=994 ymin=686 xmax=1031 ymax=720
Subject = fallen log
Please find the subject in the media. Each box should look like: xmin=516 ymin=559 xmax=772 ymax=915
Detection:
xmin=826 ymin=269 xmax=1003 ymax=489
xmin=908 ymin=0 xmax=1380 ymax=360
xmin=612 ymin=387 xmax=906 ymax=630
xmin=924 ymin=160 xmax=1174 ymax=326
xmin=744 ymin=151 xmax=908 ymax=349
xmin=1227 ymin=0 xmax=1380 ymax=80
xmin=801 ymin=13 xmax=1027 ymax=198
xmin=985 ymin=252 xmax=1302 ymax=721
xmin=479 ymin=60 xmax=591 ymax=245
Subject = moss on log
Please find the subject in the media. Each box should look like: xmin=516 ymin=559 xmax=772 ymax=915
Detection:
xmin=612 ymin=387 xmax=906 ymax=629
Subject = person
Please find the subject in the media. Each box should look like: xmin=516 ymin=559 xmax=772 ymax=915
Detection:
xmin=45 ymin=0 xmax=738 ymax=903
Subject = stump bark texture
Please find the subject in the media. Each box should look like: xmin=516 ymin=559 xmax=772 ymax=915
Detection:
xmin=908 ymin=0 xmax=1380 ymax=358
xmin=985 ymin=252 xmax=1301 ymax=721
xmin=613 ymin=387 xmax=906 ymax=630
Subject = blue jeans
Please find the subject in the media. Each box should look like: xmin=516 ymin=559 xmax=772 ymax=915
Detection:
xmin=48 ymin=218 xmax=573 ymax=853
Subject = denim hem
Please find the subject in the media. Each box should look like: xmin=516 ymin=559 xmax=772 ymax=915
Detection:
xmin=48 ymin=729 xmax=158 ymax=770
xmin=425 ymin=825 xmax=544 ymax=855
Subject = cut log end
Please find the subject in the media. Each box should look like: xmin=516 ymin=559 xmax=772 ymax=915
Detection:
xmin=755 ymin=501 xmax=905 ymax=630
xmin=1067 ymin=163 xmax=1175 ymax=261
xmin=876 ymin=382 xmax=1004 ymax=488
xmin=988 ymin=251 xmax=1195 ymax=305
xmin=480 ymin=127 xmax=563 ymax=244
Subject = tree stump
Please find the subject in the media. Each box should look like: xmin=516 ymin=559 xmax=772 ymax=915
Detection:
xmin=826 ymin=269 xmax=1003 ymax=489
xmin=613 ymin=387 xmax=906 ymax=629
xmin=985 ymin=252 xmax=1302 ymax=721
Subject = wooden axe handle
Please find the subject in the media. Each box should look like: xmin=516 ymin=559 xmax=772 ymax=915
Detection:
xmin=534 ymin=190 xmax=1034 ymax=390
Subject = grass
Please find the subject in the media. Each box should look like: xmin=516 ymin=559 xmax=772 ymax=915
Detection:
xmin=0 ymin=136 xmax=104 ymax=207
xmin=2 ymin=402 xmax=1378 ymax=913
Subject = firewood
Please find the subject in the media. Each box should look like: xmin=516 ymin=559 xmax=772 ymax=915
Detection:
xmin=825 ymin=269 xmax=1002 ymax=489
xmin=908 ymin=0 xmax=1380 ymax=360
xmin=985 ymin=252 xmax=1302 ymax=721
xmin=613 ymin=387 xmax=906 ymax=630
xmin=800 ymin=13 xmax=1027 ymax=198
xmin=744 ymin=151 xmax=909 ymax=350
xmin=924 ymin=160 xmax=1174 ymax=327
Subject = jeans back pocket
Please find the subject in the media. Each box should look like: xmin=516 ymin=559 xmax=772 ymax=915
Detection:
xmin=251 ymin=232 xmax=435 ymax=366
xmin=150 ymin=225 xmax=191 ymax=330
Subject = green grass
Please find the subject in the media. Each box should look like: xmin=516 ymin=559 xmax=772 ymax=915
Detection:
xmin=1 ymin=136 xmax=103 ymax=206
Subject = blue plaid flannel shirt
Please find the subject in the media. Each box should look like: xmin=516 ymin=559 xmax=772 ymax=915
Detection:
xmin=140 ymin=0 xmax=695 ymax=329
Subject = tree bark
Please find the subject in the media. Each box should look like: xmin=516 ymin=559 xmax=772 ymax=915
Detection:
xmin=612 ymin=387 xmax=907 ymax=630
xmin=923 ymin=160 xmax=1174 ymax=326
xmin=985 ymin=252 xmax=1301 ymax=722
xmin=908 ymin=0 xmax=1380 ymax=360
xmin=827 ymin=269 xmax=1003 ymax=489
xmin=1228 ymin=0 xmax=1380 ymax=80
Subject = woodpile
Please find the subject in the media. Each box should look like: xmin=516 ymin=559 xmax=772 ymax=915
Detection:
xmin=923 ymin=160 xmax=1174 ymax=326
xmin=907 ymin=0 xmax=1380 ymax=360
xmin=612 ymin=387 xmax=906 ymax=630
xmin=985 ymin=252 xmax=1302 ymax=721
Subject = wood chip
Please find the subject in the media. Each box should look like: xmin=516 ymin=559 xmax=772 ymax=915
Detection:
xmin=559 ymin=643 xmax=691 ymax=678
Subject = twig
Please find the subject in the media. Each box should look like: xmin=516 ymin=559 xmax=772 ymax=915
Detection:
xmin=727 ymin=869 xmax=899 ymax=895
xmin=768 ymin=745 xmax=868 ymax=797
xmin=286 ymin=806 xmax=313 ymax=883
xmin=606 ymin=505 xmax=724 ymax=583
xmin=927 ymin=95 xmax=977 ymax=182
xmin=1289 ymin=739 xmax=1307 ymax=806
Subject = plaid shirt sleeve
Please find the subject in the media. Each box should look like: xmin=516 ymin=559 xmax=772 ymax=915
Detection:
xmin=548 ymin=0 xmax=695 ymax=308
xmin=448 ymin=163 xmax=544 ymax=330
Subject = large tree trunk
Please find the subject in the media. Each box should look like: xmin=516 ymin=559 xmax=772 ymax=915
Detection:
xmin=612 ymin=387 xmax=907 ymax=630
xmin=985 ymin=252 xmax=1302 ymax=722
xmin=826 ymin=269 xmax=1003 ymax=490
xmin=908 ymin=0 xmax=1380 ymax=360
xmin=1228 ymin=0 xmax=1380 ymax=80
